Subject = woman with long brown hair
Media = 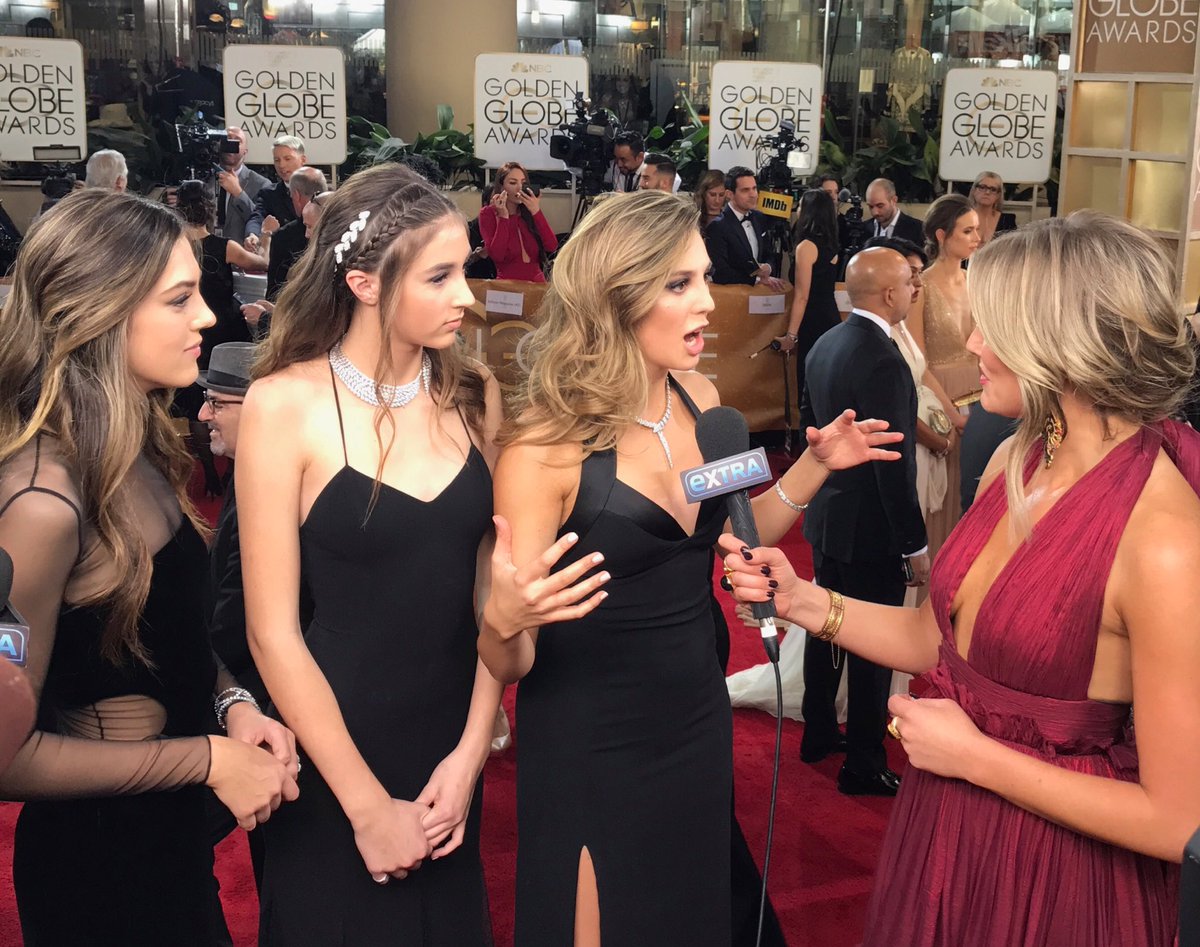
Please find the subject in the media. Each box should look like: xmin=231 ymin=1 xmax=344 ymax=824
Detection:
xmin=478 ymin=160 xmax=558 ymax=282
xmin=238 ymin=162 xmax=595 ymax=945
xmin=0 ymin=189 xmax=298 ymax=943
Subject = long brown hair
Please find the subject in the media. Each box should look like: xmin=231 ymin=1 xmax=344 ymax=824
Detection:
xmin=0 ymin=189 xmax=204 ymax=664
xmin=494 ymin=160 xmax=548 ymax=264
xmin=254 ymin=163 xmax=486 ymax=499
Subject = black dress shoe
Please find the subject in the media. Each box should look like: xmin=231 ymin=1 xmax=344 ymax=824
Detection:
xmin=837 ymin=766 xmax=900 ymax=797
xmin=799 ymin=736 xmax=848 ymax=763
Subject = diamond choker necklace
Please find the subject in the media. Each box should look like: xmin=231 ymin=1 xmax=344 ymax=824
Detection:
xmin=328 ymin=342 xmax=431 ymax=408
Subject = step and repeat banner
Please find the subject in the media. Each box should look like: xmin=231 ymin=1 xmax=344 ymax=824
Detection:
xmin=0 ymin=38 xmax=86 ymax=161
xmin=474 ymin=53 xmax=589 ymax=170
xmin=938 ymin=68 xmax=1057 ymax=183
xmin=222 ymin=45 xmax=347 ymax=165
xmin=708 ymin=61 xmax=823 ymax=174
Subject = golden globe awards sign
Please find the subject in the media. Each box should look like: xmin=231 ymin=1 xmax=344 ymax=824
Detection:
xmin=709 ymin=62 xmax=822 ymax=174
xmin=223 ymin=45 xmax=347 ymax=165
xmin=939 ymin=69 xmax=1057 ymax=183
xmin=0 ymin=38 xmax=86 ymax=161
xmin=1081 ymin=0 xmax=1199 ymax=74
xmin=474 ymin=53 xmax=589 ymax=171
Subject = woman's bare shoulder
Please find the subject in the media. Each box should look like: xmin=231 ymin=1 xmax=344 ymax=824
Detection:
xmin=672 ymin=370 xmax=720 ymax=412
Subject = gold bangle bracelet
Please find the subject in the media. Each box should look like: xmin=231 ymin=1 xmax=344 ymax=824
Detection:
xmin=813 ymin=588 xmax=844 ymax=641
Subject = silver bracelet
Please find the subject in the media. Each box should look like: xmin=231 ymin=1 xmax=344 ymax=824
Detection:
xmin=774 ymin=480 xmax=808 ymax=513
xmin=214 ymin=686 xmax=261 ymax=731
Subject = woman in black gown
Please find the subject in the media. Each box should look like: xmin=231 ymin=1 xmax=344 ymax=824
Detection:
xmin=238 ymin=163 xmax=599 ymax=945
xmin=0 ymin=189 xmax=298 ymax=945
xmin=478 ymin=189 xmax=905 ymax=945
xmin=776 ymin=188 xmax=842 ymax=409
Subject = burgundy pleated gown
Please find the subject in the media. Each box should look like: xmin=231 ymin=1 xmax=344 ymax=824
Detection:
xmin=862 ymin=422 xmax=1199 ymax=947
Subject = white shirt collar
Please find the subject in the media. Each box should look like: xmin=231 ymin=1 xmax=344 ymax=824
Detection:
xmin=851 ymin=308 xmax=893 ymax=337
xmin=883 ymin=206 xmax=901 ymax=230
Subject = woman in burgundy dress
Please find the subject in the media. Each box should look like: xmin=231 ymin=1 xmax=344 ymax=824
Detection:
xmin=722 ymin=211 xmax=1200 ymax=946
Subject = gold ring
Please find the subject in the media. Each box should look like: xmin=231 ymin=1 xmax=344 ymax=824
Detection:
xmin=887 ymin=716 xmax=902 ymax=740
xmin=722 ymin=563 xmax=734 ymax=579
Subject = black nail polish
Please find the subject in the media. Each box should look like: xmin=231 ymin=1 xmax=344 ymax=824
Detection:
xmin=768 ymin=579 xmax=779 ymax=589
xmin=740 ymin=546 xmax=753 ymax=561
xmin=720 ymin=576 xmax=733 ymax=592
xmin=767 ymin=590 xmax=775 ymax=599
xmin=760 ymin=565 xmax=771 ymax=576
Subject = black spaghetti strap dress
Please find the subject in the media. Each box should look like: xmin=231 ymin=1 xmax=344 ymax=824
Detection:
xmin=514 ymin=375 xmax=733 ymax=946
xmin=257 ymin=370 xmax=495 ymax=946
xmin=795 ymin=241 xmax=841 ymax=409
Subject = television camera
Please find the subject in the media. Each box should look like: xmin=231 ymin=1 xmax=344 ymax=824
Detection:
xmin=173 ymin=112 xmax=241 ymax=180
xmin=550 ymin=91 xmax=622 ymax=198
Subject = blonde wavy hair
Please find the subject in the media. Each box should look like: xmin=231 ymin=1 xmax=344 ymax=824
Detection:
xmin=0 ymin=189 xmax=204 ymax=664
xmin=499 ymin=189 xmax=701 ymax=453
xmin=969 ymin=211 xmax=1195 ymax=535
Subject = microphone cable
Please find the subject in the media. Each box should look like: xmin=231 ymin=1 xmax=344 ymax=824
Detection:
xmin=756 ymin=644 xmax=784 ymax=947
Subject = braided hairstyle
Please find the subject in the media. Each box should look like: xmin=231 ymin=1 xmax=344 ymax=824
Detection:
xmin=255 ymin=163 xmax=486 ymax=502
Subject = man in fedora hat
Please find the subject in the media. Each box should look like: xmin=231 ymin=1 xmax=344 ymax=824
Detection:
xmin=197 ymin=342 xmax=262 ymax=707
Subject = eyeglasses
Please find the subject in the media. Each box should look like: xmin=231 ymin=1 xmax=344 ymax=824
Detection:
xmin=203 ymin=395 xmax=243 ymax=414
xmin=973 ymin=183 xmax=1001 ymax=194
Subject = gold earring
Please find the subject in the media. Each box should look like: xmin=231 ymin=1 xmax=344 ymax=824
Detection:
xmin=1042 ymin=413 xmax=1065 ymax=468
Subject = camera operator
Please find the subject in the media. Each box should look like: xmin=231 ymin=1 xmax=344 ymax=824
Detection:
xmin=818 ymin=174 xmax=852 ymax=253
xmin=84 ymin=150 xmax=127 ymax=192
xmin=210 ymin=126 xmax=268 ymax=245
xmin=638 ymin=153 xmax=682 ymax=194
xmin=610 ymin=131 xmax=646 ymax=192
xmin=705 ymin=167 xmax=785 ymax=289
xmin=243 ymin=135 xmax=307 ymax=252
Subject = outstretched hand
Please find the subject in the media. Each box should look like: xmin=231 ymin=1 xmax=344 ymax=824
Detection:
xmin=483 ymin=515 xmax=610 ymax=641
xmin=807 ymin=409 xmax=903 ymax=471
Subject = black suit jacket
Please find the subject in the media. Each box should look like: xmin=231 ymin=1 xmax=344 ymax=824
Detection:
xmin=801 ymin=313 xmax=926 ymax=562
xmin=705 ymin=207 xmax=781 ymax=285
xmin=207 ymin=479 xmax=267 ymax=707
xmin=246 ymin=181 xmax=297 ymax=240
xmin=872 ymin=211 xmax=924 ymax=247
xmin=266 ymin=219 xmax=307 ymax=300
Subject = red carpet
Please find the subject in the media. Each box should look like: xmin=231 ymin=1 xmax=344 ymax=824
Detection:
xmin=0 ymin=458 xmax=903 ymax=945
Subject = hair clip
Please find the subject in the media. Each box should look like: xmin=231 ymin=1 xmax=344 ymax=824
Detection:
xmin=333 ymin=210 xmax=371 ymax=266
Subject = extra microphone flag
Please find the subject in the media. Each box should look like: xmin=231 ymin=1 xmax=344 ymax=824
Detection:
xmin=679 ymin=447 xmax=773 ymax=503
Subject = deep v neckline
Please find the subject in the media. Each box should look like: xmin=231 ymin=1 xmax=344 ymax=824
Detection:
xmin=947 ymin=428 xmax=1149 ymax=661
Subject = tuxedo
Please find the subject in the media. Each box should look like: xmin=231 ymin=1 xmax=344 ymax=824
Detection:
xmin=705 ymin=206 xmax=781 ymax=285
xmin=799 ymin=310 xmax=926 ymax=776
xmin=266 ymin=219 xmax=307 ymax=301
xmin=872 ymin=210 xmax=924 ymax=246
xmin=209 ymin=164 xmax=269 ymax=244
xmin=245 ymin=179 xmax=298 ymax=240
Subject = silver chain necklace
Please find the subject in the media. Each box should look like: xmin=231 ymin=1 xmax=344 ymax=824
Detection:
xmin=635 ymin=378 xmax=673 ymax=468
xmin=328 ymin=342 xmax=431 ymax=408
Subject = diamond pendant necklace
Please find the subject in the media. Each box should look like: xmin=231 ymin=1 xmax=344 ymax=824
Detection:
xmin=635 ymin=378 xmax=673 ymax=469
xmin=328 ymin=342 xmax=431 ymax=408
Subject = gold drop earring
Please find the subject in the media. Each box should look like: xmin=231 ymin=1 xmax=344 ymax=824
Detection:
xmin=1042 ymin=413 xmax=1066 ymax=468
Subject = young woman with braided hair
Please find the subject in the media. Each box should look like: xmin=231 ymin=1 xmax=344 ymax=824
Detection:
xmin=238 ymin=163 xmax=604 ymax=944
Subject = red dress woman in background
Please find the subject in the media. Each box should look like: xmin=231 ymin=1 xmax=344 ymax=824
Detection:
xmin=478 ymin=161 xmax=557 ymax=283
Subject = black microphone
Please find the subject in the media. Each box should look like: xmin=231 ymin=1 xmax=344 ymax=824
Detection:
xmin=0 ymin=548 xmax=11 ymax=613
xmin=693 ymin=407 xmax=780 ymax=663
xmin=838 ymin=187 xmax=852 ymax=203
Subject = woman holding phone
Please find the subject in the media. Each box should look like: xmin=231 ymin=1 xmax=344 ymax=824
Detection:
xmin=478 ymin=161 xmax=558 ymax=282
